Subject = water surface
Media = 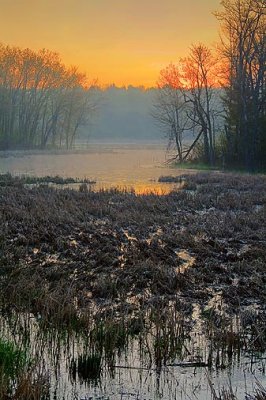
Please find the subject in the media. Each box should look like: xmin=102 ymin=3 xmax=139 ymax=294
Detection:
xmin=0 ymin=144 xmax=191 ymax=193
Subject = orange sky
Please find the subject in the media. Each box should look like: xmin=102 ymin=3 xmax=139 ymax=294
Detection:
xmin=0 ymin=0 xmax=221 ymax=87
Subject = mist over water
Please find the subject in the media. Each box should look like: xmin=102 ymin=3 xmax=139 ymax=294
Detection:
xmin=0 ymin=144 xmax=187 ymax=194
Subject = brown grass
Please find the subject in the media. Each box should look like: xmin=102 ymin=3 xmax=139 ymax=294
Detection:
xmin=0 ymin=173 xmax=265 ymax=345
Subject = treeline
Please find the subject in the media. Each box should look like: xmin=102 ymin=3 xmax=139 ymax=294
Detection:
xmin=218 ymin=0 xmax=265 ymax=171
xmin=154 ymin=0 xmax=265 ymax=172
xmin=0 ymin=45 xmax=98 ymax=150
xmin=80 ymin=85 xmax=163 ymax=143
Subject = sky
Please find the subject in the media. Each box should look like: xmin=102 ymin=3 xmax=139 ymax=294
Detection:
xmin=0 ymin=0 xmax=221 ymax=87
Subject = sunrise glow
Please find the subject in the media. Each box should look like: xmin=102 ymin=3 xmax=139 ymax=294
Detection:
xmin=0 ymin=0 xmax=220 ymax=87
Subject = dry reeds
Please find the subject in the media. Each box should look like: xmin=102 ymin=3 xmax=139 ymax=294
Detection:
xmin=0 ymin=172 xmax=265 ymax=398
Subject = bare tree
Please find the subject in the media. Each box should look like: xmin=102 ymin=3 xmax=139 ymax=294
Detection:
xmin=0 ymin=44 xmax=98 ymax=150
xmin=153 ymin=64 xmax=191 ymax=162
xmin=180 ymin=44 xmax=221 ymax=166
xmin=153 ymin=45 xmax=222 ymax=165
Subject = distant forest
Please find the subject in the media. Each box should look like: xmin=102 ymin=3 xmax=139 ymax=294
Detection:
xmin=0 ymin=0 xmax=265 ymax=172
xmin=79 ymin=86 xmax=164 ymax=144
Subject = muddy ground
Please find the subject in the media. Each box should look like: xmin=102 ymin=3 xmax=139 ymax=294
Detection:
xmin=0 ymin=172 xmax=265 ymax=326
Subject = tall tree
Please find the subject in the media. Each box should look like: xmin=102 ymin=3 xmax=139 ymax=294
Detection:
xmin=180 ymin=44 xmax=221 ymax=166
xmin=0 ymin=44 xmax=98 ymax=150
xmin=215 ymin=0 xmax=266 ymax=171
xmin=154 ymin=45 xmax=221 ymax=165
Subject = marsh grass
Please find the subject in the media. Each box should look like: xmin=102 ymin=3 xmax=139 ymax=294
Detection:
xmin=0 ymin=173 xmax=95 ymax=186
xmin=0 ymin=336 xmax=49 ymax=400
xmin=0 ymin=337 xmax=27 ymax=381
xmin=207 ymin=375 xmax=266 ymax=400
xmin=0 ymin=172 xmax=265 ymax=398
xmin=250 ymin=384 xmax=266 ymax=400
xmin=0 ymin=305 xmax=265 ymax=399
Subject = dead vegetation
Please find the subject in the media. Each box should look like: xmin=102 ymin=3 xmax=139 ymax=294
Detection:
xmin=0 ymin=172 xmax=265 ymax=398
xmin=1 ymin=172 xmax=265 ymax=355
xmin=1 ymin=172 xmax=265 ymax=315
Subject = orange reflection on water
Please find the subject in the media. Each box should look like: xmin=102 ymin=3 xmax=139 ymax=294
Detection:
xmin=98 ymin=181 xmax=184 ymax=195
xmin=132 ymin=183 xmax=176 ymax=195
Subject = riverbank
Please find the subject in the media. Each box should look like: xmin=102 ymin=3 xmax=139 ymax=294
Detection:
xmin=172 ymin=160 xmax=266 ymax=175
xmin=0 ymin=172 xmax=265 ymax=399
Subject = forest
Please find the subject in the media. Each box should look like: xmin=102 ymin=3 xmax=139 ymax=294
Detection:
xmin=153 ymin=0 xmax=265 ymax=172
xmin=0 ymin=0 xmax=265 ymax=173
xmin=0 ymin=46 xmax=99 ymax=150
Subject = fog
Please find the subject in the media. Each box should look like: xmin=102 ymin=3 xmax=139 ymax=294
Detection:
xmin=78 ymin=86 xmax=165 ymax=144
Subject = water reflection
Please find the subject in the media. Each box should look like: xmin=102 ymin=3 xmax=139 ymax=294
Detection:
xmin=0 ymin=144 xmax=192 ymax=194
xmin=1 ymin=308 xmax=265 ymax=400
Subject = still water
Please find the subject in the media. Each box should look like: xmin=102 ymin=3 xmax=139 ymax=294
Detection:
xmin=1 ymin=309 xmax=265 ymax=400
xmin=0 ymin=144 xmax=190 ymax=193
